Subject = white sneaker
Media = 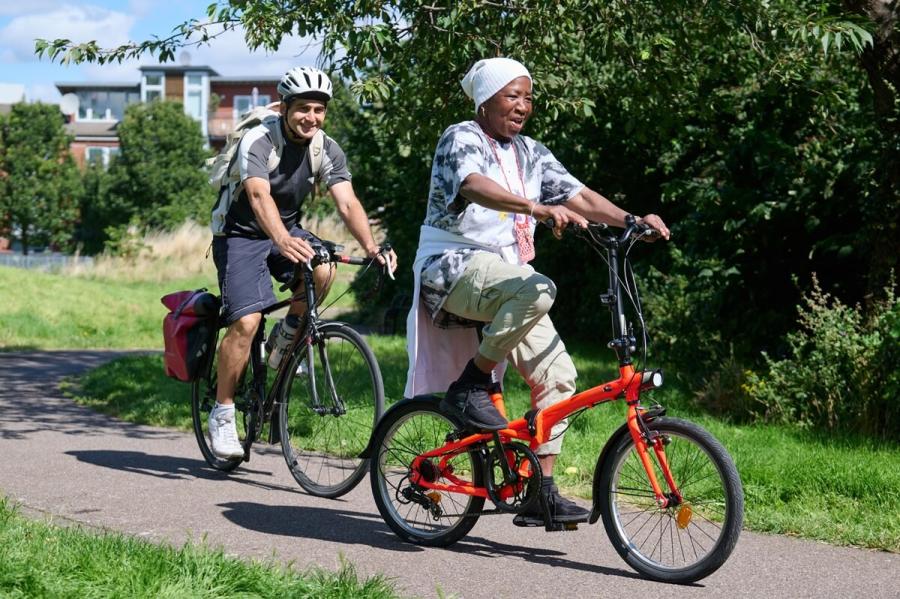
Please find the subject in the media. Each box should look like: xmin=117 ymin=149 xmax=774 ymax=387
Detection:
xmin=208 ymin=403 xmax=244 ymax=459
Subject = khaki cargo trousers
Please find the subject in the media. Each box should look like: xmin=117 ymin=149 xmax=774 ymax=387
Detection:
xmin=443 ymin=252 xmax=577 ymax=455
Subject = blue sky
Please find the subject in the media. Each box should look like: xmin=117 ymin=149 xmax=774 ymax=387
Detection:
xmin=0 ymin=1 xmax=318 ymax=103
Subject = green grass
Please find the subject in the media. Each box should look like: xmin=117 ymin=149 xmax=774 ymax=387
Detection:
xmin=0 ymin=266 xmax=218 ymax=350
xmin=0 ymin=266 xmax=355 ymax=351
xmin=0 ymin=499 xmax=400 ymax=598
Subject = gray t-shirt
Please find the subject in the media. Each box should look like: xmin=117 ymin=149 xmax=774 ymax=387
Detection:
xmin=222 ymin=118 xmax=351 ymax=238
xmin=420 ymin=121 xmax=583 ymax=327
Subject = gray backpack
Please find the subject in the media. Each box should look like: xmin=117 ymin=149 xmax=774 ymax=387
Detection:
xmin=208 ymin=103 xmax=325 ymax=235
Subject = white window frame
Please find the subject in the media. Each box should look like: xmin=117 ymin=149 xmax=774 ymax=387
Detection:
xmin=233 ymin=93 xmax=272 ymax=122
xmin=183 ymin=71 xmax=210 ymax=138
xmin=84 ymin=146 xmax=119 ymax=169
xmin=77 ymin=91 xmax=117 ymax=122
xmin=141 ymin=71 xmax=165 ymax=103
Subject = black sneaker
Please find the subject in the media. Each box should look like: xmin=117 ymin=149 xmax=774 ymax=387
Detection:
xmin=439 ymin=380 xmax=508 ymax=431
xmin=513 ymin=484 xmax=590 ymax=526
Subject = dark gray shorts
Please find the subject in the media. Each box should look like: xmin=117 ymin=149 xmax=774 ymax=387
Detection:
xmin=212 ymin=227 xmax=325 ymax=324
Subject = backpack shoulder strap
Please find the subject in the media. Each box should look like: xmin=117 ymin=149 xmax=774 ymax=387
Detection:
xmin=309 ymin=129 xmax=326 ymax=183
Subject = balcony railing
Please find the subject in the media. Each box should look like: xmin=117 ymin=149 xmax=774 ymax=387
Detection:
xmin=208 ymin=116 xmax=236 ymax=138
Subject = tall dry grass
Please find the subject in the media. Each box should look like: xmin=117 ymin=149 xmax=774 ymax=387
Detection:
xmin=64 ymin=215 xmax=377 ymax=284
xmin=65 ymin=221 xmax=215 ymax=283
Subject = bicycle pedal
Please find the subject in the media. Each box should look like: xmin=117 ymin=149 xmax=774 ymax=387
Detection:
xmin=512 ymin=515 xmax=545 ymax=528
xmin=540 ymin=521 xmax=579 ymax=532
xmin=512 ymin=515 xmax=580 ymax=531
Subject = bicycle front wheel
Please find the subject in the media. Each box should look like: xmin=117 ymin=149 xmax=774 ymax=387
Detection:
xmin=278 ymin=322 xmax=384 ymax=498
xmin=597 ymin=417 xmax=743 ymax=583
xmin=370 ymin=400 xmax=484 ymax=547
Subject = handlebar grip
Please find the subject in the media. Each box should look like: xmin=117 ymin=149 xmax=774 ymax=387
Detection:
xmin=541 ymin=218 xmax=578 ymax=231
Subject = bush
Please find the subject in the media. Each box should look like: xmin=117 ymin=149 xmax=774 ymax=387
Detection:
xmin=745 ymin=277 xmax=900 ymax=439
xmin=76 ymin=102 xmax=214 ymax=254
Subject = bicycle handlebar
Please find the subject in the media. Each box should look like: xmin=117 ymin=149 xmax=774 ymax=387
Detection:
xmin=542 ymin=215 xmax=655 ymax=247
xmin=279 ymin=242 xmax=394 ymax=292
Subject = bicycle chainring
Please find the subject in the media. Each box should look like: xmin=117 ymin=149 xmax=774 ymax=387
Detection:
xmin=485 ymin=442 xmax=542 ymax=513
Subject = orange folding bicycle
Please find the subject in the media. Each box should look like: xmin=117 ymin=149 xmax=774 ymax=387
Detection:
xmin=363 ymin=217 xmax=744 ymax=584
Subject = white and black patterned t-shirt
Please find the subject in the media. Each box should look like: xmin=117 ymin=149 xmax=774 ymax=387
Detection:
xmin=222 ymin=118 xmax=351 ymax=238
xmin=420 ymin=120 xmax=583 ymax=327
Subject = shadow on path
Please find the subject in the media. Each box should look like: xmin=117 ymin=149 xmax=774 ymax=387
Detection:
xmin=216 ymin=501 xmax=648 ymax=582
xmin=65 ymin=449 xmax=303 ymax=495
xmin=0 ymin=350 xmax=178 ymax=442
xmin=218 ymin=501 xmax=421 ymax=552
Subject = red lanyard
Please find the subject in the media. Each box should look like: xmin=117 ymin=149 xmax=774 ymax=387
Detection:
xmin=480 ymin=126 xmax=527 ymax=198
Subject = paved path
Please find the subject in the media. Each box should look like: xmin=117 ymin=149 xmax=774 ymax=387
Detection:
xmin=0 ymin=351 xmax=897 ymax=598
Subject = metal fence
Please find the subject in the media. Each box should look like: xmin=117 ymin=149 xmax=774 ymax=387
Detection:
xmin=0 ymin=253 xmax=94 ymax=271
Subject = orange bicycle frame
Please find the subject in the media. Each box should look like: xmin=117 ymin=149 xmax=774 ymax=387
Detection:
xmin=410 ymin=363 xmax=680 ymax=508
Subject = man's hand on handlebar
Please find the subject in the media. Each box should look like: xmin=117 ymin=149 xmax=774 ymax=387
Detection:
xmin=534 ymin=203 xmax=589 ymax=239
xmin=367 ymin=244 xmax=398 ymax=279
xmin=635 ymin=214 xmax=670 ymax=241
xmin=275 ymin=233 xmax=316 ymax=263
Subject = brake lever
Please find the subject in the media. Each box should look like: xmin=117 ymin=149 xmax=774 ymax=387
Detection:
xmin=380 ymin=243 xmax=395 ymax=281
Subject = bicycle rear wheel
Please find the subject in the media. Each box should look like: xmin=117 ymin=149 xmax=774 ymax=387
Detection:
xmin=370 ymin=400 xmax=484 ymax=547
xmin=597 ymin=417 xmax=743 ymax=583
xmin=190 ymin=344 xmax=249 ymax=471
xmin=278 ymin=322 xmax=384 ymax=498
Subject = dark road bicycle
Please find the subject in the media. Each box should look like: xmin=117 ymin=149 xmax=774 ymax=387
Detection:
xmin=364 ymin=218 xmax=743 ymax=583
xmin=192 ymin=241 xmax=391 ymax=498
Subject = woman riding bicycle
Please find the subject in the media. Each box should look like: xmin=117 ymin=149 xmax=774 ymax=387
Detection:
xmin=405 ymin=57 xmax=670 ymax=526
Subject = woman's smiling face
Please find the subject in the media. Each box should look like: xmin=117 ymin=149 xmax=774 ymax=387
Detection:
xmin=479 ymin=76 xmax=533 ymax=141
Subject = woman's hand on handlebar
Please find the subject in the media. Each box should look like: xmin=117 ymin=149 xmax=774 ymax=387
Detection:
xmin=534 ymin=203 xmax=589 ymax=239
xmin=636 ymin=214 xmax=670 ymax=241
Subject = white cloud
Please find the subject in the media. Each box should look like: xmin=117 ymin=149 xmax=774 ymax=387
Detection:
xmin=178 ymin=25 xmax=323 ymax=77
xmin=26 ymin=82 xmax=61 ymax=103
xmin=83 ymin=59 xmax=143 ymax=82
xmin=0 ymin=4 xmax=135 ymax=63
xmin=128 ymin=0 xmax=154 ymax=18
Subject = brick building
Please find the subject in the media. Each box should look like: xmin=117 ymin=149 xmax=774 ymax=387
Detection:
xmin=56 ymin=64 xmax=278 ymax=167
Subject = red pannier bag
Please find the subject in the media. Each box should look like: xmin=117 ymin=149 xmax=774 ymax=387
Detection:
xmin=161 ymin=289 xmax=221 ymax=382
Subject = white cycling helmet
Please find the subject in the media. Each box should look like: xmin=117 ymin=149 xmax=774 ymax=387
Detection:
xmin=278 ymin=66 xmax=333 ymax=103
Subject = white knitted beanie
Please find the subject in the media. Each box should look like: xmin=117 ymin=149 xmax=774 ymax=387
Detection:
xmin=460 ymin=57 xmax=532 ymax=112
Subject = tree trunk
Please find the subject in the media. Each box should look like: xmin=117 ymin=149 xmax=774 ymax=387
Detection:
xmin=847 ymin=1 xmax=900 ymax=299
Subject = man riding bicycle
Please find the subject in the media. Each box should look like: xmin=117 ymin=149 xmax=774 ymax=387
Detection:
xmin=405 ymin=57 xmax=669 ymax=526
xmin=209 ymin=66 xmax=397 ymax=459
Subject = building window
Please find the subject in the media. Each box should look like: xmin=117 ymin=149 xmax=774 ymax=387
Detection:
xmin=186 ymin=90 xmax=203 ymax=119
xmin=142 ymin=72 xmax=164 ymax=103
xmin=85 ymin=146 xmax=119 ymax=169
xmin=75 ymin=90 xmax=139 ymax=121
xmin=233 ymin=93 xmax=272 ymax=121
xmin=183 ymin=71 xmax=209 ymax=140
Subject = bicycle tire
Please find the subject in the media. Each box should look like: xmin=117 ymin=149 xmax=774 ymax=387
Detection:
xmin=370 ymin=400 xmax=485 ymax=547
xmin=190 ymin=342 xmax=247 ymax=472
xmin=596 ymin=417 xmax=743 ymax=583
xmin=278 ymin=322 xmax=384 ymax=498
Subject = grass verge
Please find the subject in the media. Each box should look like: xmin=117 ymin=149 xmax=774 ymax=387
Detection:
xmin=0 ymin=265 xmax=356 ymax=351
xmin=0 ymin=498 xmax=400 ymax=598
xmin=69 ymin=339 xmax=900 ymax=553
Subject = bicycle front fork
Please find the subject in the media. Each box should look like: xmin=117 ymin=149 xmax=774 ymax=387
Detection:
xmin=626 ymin=404 xmax=682 ymax=508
